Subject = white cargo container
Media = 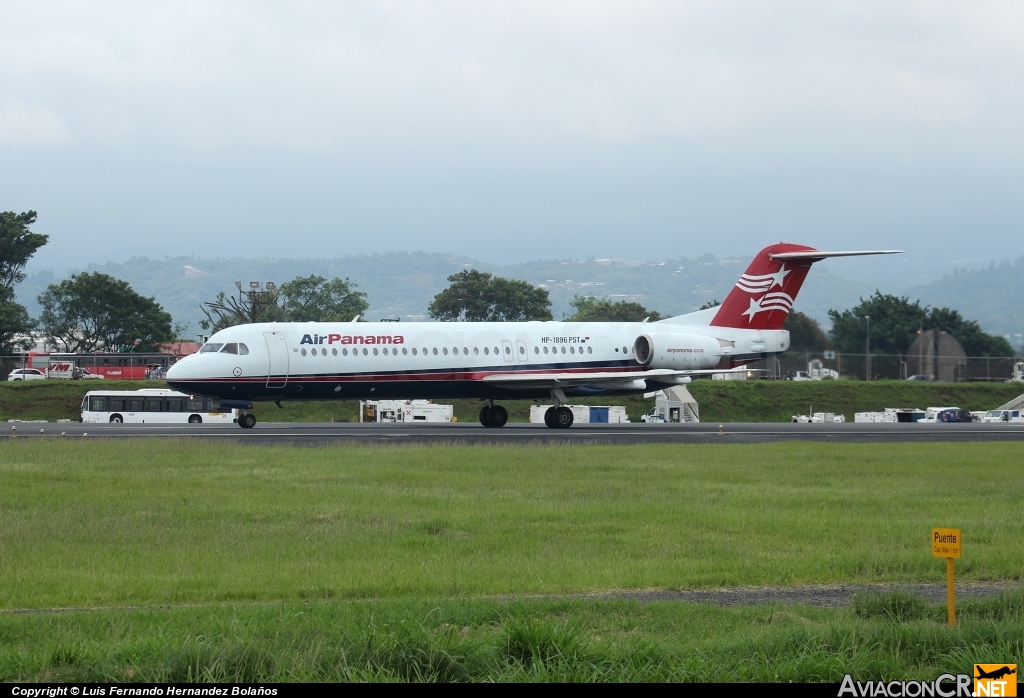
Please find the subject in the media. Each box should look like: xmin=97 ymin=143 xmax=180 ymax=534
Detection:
xmin=529 ymin=405 xmax=630 ymax=424
xmin=360 ymin=400 xmax=453 ymax=423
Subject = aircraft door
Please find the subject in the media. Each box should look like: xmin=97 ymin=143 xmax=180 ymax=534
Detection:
xmin=264 ymin=331 xmax=289 ymax=388
xmin=515 ymin=340 xmax=528 ymax=364
xmin=501 ymin=340 xmax=515 ymax=363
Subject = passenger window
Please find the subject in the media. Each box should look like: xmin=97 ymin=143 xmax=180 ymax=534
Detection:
xmin=519 ymin=346 xmax=525 ymax=354
xmin=130 ymin=399 xmax=144 ymax=411
xmin=363 ymin=348 xmax=368 ymax=356
xmin=89 ymin=397 xmax=106 ymax=411
xmin=473 ymin=347 xmax=479 ymax=355
xmin=188 ymin=400 xmax=203 ymax=410
xmin=544 ymin=347 xmax=548 ymax=354
xmin=443 ymin=348 xmax=448 ymax=355
xmin=221 ymin=343 xmax=238 ymax=354
xmin=463 ymin=347 xmax=468 ymax=354
xmin=587 ymin=346 xmax=593 ymax=354
xmin=569 ymin=347 xmax=575 ymax=354
xmin=403 ymin=348 xmax=408 ymax=355
xmin=561 ymin=347 xmax=566 ymax=354
xmin=168 ymin=400 xmax=183 ymax=412
xmin=494 ymin=347 xmax=499 ymax=355
xmin=332 ymin=348 xmax=337 ymax=356
xmin=110 ymin=399 xmax=127 ymax=411
xmin=623 ymin=346 xmax=628 ymax=353
xmin=373 ymin=348 xmax=379 ymax=356
xmin=412 ymin=348 xmax=417 ymax=355
xmin=301 ymin=348 xmax=307 ymax=356
xmin=484 ymin=347 xmax=489 ymax=355
xmin=239 ymin=343 xmax=249 ymax=355
xmin=534 ymin=347 xmax=539 ymax=354
xmin=146 ymin=400 xmax=162 ymax=412
xmin=433 ymin=348 xmax=438 ymax=355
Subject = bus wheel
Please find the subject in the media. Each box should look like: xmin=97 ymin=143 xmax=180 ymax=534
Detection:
xmin=188 ymin=414 xmax=202 ymax=424
xmin=109 ymin=414 xmax=123 ymax=424
xmin=239 ymin=414 xmax=257 ymax=429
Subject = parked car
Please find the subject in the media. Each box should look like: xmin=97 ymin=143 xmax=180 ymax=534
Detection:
xmin=906 ymin=375 xmax=934 ymax=382
xmin=79 ymin=367 xmax=105 ymax=380
xmin=936 ymin=408 xmax=974 ymax=423
xmin=7 ymin=368 xmax=46 ymax=381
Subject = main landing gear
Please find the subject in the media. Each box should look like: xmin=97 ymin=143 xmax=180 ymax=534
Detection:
xmin=479 ymin=403 xmax=509 ymax=428
xmin=238 ymin=413 xmax=257 ymax=429
xmin=544 ymin=406 xmax=574 ymax=429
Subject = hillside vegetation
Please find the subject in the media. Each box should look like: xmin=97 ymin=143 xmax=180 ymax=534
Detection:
xmin=2 ymin=379 xmax=1022 ymax=423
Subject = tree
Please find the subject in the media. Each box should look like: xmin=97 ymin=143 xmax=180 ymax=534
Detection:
xmin=568 ymin=295 xmax=663 ymax=322
xmin=278 ymin=275 xmax=368 ymax=322
xmin=200 ymin=286 xmax=284 ymax=333
xmin=37 ymin=272 xmax=173 ymax=352
xmin=0 ymin=210 xmax=49 ymax=288
xmin=0 ymin=211 xmax=47 ymax=365
xmin=429 ymin=270 xmax=552 ymax=321
xmin=697 ymin=300 xmax=721 ymax=310
xmin=828 ymin=292 xmax=1013 ymax=357
xmin=784 ymin=311 xmax=831 ymax=352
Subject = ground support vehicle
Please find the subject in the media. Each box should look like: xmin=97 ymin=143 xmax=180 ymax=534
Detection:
xmin=530 ymin=404 xmax=630 ymax=424
xmin=81 ymin=389 xmax=238 ymax=424
xmin=360 ymin=400 xmax=454 ymax=423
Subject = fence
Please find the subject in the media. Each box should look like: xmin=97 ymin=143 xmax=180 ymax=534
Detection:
xmin=750 ymin=353 xmax=1023 ymax=382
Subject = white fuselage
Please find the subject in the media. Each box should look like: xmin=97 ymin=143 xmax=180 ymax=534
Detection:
xmin=165 ymin=316 xmax=788 ymax=403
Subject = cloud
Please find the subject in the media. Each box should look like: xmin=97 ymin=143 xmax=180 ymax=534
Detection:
xmin=0 ymin=102 xmax=70 ymax=149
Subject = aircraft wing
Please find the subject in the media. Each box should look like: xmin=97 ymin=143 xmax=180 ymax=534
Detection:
xmin=481 ymin=367 xmax=747 ymax=390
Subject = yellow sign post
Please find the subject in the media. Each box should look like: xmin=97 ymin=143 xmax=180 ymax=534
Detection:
xmin=932 ymin=528 xmax=962 ymax=626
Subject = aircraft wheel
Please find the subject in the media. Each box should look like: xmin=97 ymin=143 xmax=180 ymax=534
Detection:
xmin=479 ymin=406 xmax=491 ymax=427
xmin=239 ymin=413 xmax=257 ymax=429
xmin=489 ymin=405 xmax=508 ymax=428
xmin=544 ymin=406 xmax=555 ymax=428
xmin=553 ymin=406 xmax=574 ymax=429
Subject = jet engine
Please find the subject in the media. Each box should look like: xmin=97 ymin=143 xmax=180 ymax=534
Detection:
xmin=632 ymin=331 xmax=722 ymax=370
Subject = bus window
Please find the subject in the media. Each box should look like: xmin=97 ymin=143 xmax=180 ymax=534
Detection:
xmin=187 ymin=400 xmax=204 ymax=411
xmin=89 ymin=397 xmax=106 ymax=411
xmin=146 ymin=400 xmax=162 ymax=412
xmin=167 ymin=399 xmax=183 ymax=412
xmin=221 ymin=343 xmax=238 ymax=354
xmin=109 ymin=399 xmax=127 ymax=411
xmin=200 ymin=343 xmax=223 ymax=353
xmin=130 ymin=399 xmax=144 ymax=412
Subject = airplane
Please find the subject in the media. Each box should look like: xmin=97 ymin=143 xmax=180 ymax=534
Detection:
xmin=166 ymin=242 xmax=902 ymax=429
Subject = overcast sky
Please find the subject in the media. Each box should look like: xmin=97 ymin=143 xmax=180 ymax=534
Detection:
xmin=2 ymin=1 xmax=1022 ymax=280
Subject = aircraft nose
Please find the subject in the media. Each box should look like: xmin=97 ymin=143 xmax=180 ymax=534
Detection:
xmin=166 ymin=361 xmax=194 ymax=380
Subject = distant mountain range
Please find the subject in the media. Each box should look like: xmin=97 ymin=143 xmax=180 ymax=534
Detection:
xmin=15 ymin=251 xmax=1022 ymax=349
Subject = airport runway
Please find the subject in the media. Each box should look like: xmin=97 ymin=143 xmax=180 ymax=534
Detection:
xmin=7 ymin=420 xmax=1024 ymax=445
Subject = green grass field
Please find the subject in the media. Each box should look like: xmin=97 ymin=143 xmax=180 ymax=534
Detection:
xmin=4 ymin=593 xmax=1023 ymax=682
xmin=2 ymin=440 xmax=1022 ymax=681
xmin=2 ymin=378 xmax=1022 ymax=423
xmin=2 ymin=441 xmax=1022 ymax=608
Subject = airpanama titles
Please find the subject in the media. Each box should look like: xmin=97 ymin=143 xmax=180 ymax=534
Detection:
xmin=300 ymin=334 xmax=405 ymax=345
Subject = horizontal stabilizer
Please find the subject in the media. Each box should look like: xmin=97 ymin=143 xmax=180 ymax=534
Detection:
xmin=770 ymin=249 xmax=905 ymax=262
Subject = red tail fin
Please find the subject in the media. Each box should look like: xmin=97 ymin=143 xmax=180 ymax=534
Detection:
xmin=710 ymin=243 xmax=817 ymax=330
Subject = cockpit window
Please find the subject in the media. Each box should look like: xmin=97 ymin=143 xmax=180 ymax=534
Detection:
xmin=200 ymin=343 xmax=223 ymax=353
xmin=220 ymin=343 xmax=239 ymax=354
xmin=238 ymin=343 xmax=248 ymax=355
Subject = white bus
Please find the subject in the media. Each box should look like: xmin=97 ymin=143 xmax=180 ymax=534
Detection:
xmin=81 ymin=389 xmax=239 ymax=424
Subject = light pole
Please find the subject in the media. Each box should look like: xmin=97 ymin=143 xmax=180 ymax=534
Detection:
xmin=865 ymin=315 xmax=871 ymax=381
